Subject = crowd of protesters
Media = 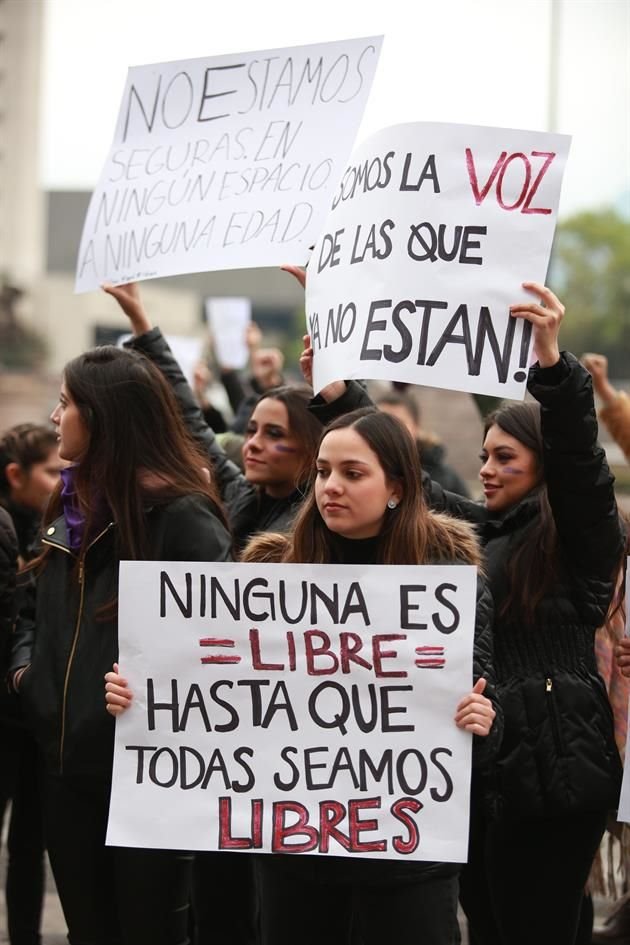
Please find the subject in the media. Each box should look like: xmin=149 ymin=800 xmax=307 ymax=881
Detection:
xmin=0 ymin=270 xmax=629 ymax=945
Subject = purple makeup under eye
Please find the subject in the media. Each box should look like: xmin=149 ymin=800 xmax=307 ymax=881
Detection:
xmin=503 ymin=466 xmax=524 ymax=475
xmin=274 ymin=444 xmax=297 ymax=453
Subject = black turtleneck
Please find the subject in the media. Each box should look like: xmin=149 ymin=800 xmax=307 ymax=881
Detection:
xmin=329 ymin=532 xmax=382 ymax=565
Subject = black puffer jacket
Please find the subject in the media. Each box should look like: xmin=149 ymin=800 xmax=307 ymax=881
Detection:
xmin=481 ymin=353 xmax=624 ymax=818
xmin=10 ymin=495 xmax=232 ymax=779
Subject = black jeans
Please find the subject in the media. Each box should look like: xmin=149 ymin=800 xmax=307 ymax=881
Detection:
xmin=0 ymin=724 xmax=45 ymax=945
xmin=257 ymin=855 xmax=461 ymax=945
xmin=459 ymin=803 xmax=607 ymax=945
xmin=191 ymin=851 xmax=259 ymax=944
xmin=43 ymin=772 xmax=193 ymax=945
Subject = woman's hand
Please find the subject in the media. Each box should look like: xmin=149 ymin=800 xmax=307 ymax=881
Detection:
xmin=251 ymin=347 xmax=284 ymax=390
xmin=300 ymin=334 xmax=347 ymax=403
xmin=510 ymin=282 xmax=564 ymax=369
xmin=102 ymin=281 xmax=152 ymax=337
xmin=455 ymin=677 xmax=496 ymax=736
xmin=581 ymin=353 xmax=618 ymax=406
xmin=12 ymin=665 xmax=29 ymax=692
xmin=105 ymin=662 xmax=134 ymax=716
xmin=615 ymin=638 xmax=630 ymax=678
xmin=281 ymin=264 xmax=306 ymax=289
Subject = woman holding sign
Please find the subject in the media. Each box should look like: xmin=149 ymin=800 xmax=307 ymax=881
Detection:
xmin=248 ymin=407 xmax=500 ymax=945
xmin=458 ymin=285 xmax=625 ymax=945
xmin=9 ymin=345 xmax=232 ymax=945
xmin=106 ymin=405 xmax=500 ymax=945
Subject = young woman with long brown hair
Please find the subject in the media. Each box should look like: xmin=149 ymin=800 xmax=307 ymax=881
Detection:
xmin=458 ymin=285 xmax=625 ymax=945
xmin=108 ymin=403 xmax=501 ymax=945
xmin=9 ymin=345 xmax=232 ymax=945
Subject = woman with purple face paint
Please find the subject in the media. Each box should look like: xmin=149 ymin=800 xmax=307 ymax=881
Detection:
xmin=103 ymin=282 xmax=372 ymax=554
xmin=459 ymin=283 xmax=625 ymax=945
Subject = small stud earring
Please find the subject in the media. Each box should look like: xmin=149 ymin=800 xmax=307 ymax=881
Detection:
xmin=387 ymin=498 xmax=398 ymax=510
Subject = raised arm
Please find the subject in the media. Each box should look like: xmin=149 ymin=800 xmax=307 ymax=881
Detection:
xmin=517 ymin=285 xmax=624 ymax=581
xmin=582 ymin=353 xmax=630 ymax=464
xmin=102 ymin=283 xmax=245 ymax=500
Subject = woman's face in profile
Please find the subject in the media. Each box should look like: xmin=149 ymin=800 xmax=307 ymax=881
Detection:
xmin=479 ymin=424 xmax=539 ymax=513
xmin=50 ymin=382 xmax=89 ymax=463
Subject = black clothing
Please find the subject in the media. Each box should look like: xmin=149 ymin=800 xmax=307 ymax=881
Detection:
xmin=256 ymin=519 xmax=500 ymax=944
xmin=483 ymin=354 xmax=623 ymax=818
xmin=460 ymin=353 xmax=624 ymax=945
xmin=0 ymin=727 xmax=44 ymax=945
xmin=258 ymin=859 xmax=461 ymax=945
xmin=11 ymin=495 xmax=232 ymax=778
xmin=10 ymin=494 xmax=231 ymax=944
xmin=417 ymin=438 xmax=470 ymax=498
xmin=125 ymin=328 xmax=372 ymax=547
xmin=43 ymin=772 xmax=193 ymax=945
xmin=0 ymin=505 xmax=18 ymax=714
xmin=460 ymin=803 xmax=607 ymax=945
xmin=0 ymin=501 xmax=44 ymax=945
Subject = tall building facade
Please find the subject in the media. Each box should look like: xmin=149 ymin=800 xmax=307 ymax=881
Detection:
xmin=0 ymin=0 xmax=45 ymax=284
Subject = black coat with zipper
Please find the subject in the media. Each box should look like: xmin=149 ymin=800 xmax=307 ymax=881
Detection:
xmin=10 ymin=495 xmax=232 ymax=780
xmin=480 ymin=353 xmax=624 ymax=818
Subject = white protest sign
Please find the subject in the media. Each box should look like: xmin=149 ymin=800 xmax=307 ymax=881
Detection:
xmin=306 ymin=122 xmax=570 ymax=400
xmin=107 ymin=561 xmax=478 ymax=862
xmin=75 ymin=37 xmax=383 ymax=293
xmin=117 ymin=332 xmax=203 ymax=386
xmin=204 ymin=297 xmax=251 ymax=369
xmin=617 ymin=558 xmax=630 ymax=823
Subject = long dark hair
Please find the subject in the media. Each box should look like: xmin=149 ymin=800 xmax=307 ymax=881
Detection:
xmin=252 ymin=385 xmax=322 ymax=487
xmin=288 ymin=408 xmax=473 ymax=565
xmin=483 ymin=401 xmax=558 ymax=624
xmin=0 ymin=423 xmax=58 ymax=505
xmin=43 ymin=345 xmax=227 ymax=563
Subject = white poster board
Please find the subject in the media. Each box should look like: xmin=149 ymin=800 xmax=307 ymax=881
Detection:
xmin=204 ymin=297 xmax=251 ymax=369
xmin=306 ymin=122 xmax=570 ymax=400
xmin=107 ymin=561 xmax=478 ymax=862
xmin=617 ymin=558 xmax=630 ymax=822
xmin=76 ymin=36 xmax=382 ymax=293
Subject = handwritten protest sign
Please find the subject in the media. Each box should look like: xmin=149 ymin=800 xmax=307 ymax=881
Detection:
xmin=75 ymin=37 xmax=382 ymax=293
xmin=107 ymin=561 xmax=478 ymax=862
xmin=617 ymin=559 xmax=630 ymax=823
xmin=306 ymin=122 xmax=570 ymax=400
xmin=204 ymin=297 xmax=251 ymax=369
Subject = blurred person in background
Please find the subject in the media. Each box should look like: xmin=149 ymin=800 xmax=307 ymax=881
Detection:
xmin=0 ymin=423 xmax=63 ymax=945
xmin=375 ymin=391 xmax=470 ymax=496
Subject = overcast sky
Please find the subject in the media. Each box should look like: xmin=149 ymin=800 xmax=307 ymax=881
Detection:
xmin=40 ymin=0 xmax=629 ymax=219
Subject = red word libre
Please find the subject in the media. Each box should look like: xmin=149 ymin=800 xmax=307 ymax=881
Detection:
xmin=218 ymin=795 xmax=423 ymax=855
xmin=200 ymin=629 xmax=413 ymax=677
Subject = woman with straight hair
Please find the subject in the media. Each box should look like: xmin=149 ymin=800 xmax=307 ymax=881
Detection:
xmin=10 ymin=345 xmax=232 ymax=945
xmin=102 ymin=281 xmax=371 ymax=550
xmin=106 ymin=402 xmax=501 ymax=945
xmin=458 ymin=284 xmax=625 ymax=945
xmin=247 ymin=406 xmax=500 ymax=945
xmin=0 ymin=422 xmax=63 ymax=945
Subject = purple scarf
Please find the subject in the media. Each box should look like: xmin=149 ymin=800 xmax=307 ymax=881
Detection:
xmin=60 ymin=466 xmax=111 ymax=553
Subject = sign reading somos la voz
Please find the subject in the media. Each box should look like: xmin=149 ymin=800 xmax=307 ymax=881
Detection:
xmin=107 ymin=561 xmax=478 ymax=862
xmin=306 ymin=121 xmax=571 ymax=401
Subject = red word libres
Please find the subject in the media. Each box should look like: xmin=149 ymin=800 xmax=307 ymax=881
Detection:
xmin=218 ymin=795 xmax=423 ymax=855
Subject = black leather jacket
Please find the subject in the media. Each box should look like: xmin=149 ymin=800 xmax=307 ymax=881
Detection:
xmin=10 ymin=495 xmax=232 ymax=778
